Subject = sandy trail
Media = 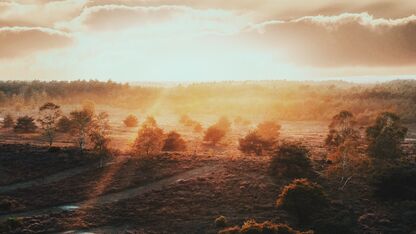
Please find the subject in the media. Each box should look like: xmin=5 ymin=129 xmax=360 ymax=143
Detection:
xmin=0 ymin=163 xmax=220 ymax=221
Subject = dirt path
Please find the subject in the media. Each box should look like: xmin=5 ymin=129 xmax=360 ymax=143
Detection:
xmin=0 ymin=163 xmax=220 ymax=221
xmin=0 ymin=157 xmax=127 ymax=193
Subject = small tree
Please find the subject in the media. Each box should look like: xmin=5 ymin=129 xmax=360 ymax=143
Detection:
xmin=366 ymin=112 xmax=407 ymax=159
xmin=69 ymin=109 xmax=93 ymax=153
xmin=162 ymin=131 xmax=187 ymax=152
xmin=325 ymin=111 xmax=361 ymax=190
xmin=270 ymin=142 xmax=313 ymax=179
xmin=89 ymin=112 xmax=111 ymax=156
xmin=57 ymin=115 xmax=73 ymax=133
xmin=38 ymin=102 xmax=62 ymax=147
xmin=14 ymin=116 xmax=37 ymax=133
xmin=123 ymin=114 xmax=138 ymax=127
xmin=133 ymin=116 xmax=165 ymax=156
xmin=203 ymin=125 xmax=226 ymax=146
xmin=2 ymin=114 xmax=14 ymax=128
xmin=276 ymin=178 xmax=329 ymax=224
xmin=238 ymin=131 xmax=274 ymax=156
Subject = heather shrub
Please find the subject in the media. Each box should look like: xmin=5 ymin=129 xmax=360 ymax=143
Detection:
xmin=236 ymin=219 xmax=309 ymax=234
xmin=366 ymin=112 xmax=407 ymax=159
xmin=218 ymin=226 xmax=240 ymax=234
xmin=372 ymin=164 xmax=416 ymax=201
xmin=239 ymin=131 xmax=274 ymax=156
xmin=14 ymin=116 xmax=37 ymax=133
xmin=312 ymin=208 xmax=357 ymax=234
xmin=276 ymin=179 xmax=329 ymax=224
xmin=123 ymin=114 xmax=138 ymax=127
xmin=256 ymin=121 xmax=281 ymax=142
xmin=204 ymin=125 xmax=226 ymax=146
xmin=270 ymin=142 xmax=313 ymax=179
xmin=162 ymin=131 xmax=187 ymax=152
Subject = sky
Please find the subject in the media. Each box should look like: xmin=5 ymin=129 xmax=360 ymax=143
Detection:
xmin=0 ymin=0 xmax=415 ymax=83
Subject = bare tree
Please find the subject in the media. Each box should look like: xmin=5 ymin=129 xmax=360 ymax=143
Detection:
xmin=38 ymin=102 xmax=62 ymax=147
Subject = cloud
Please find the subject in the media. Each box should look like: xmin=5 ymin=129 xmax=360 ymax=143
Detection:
xmin=0 ymin=0 xmax=88 ymax=27
xmin=61 ymin=4 xmax=248 ymax=35
xmin=0 ymin=27 xmax=72 ymax=58
xmin=247 ymin=13 xmax=416 ymax=66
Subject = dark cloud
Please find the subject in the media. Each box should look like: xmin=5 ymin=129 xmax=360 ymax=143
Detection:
xmin=248 ymin=13 xmax=416 ymax=66
xmin=0 ymin=27 xmax=72 ymax=58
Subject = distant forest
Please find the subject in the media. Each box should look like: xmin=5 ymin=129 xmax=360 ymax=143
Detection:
xmin=0 ymin=80 xmax=415 ymax=123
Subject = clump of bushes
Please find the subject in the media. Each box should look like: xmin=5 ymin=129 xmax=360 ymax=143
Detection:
xmin=276 ymin=178 xmax=328 ymax=224
xmin=325 ymin=111 xmax=359 ymax=148
xmin=123 ymin=114 xmax=139 ymax=127
xmin=366 ymin=112 xmax=407 ymax=159
xmin=372 ymin=164 xmax=416 ymax=201
xmin=13 ymin=116 xmax=37 ymax=133
xmin=270 ymin=142 xmax=313 ymax=179
xmin=162 ymin=131 xmax=187 ymax=152
xmin=218 ymin=219 xmax=310 ymax=234
xmin=238 ymin=131 xmax=273 ymax=156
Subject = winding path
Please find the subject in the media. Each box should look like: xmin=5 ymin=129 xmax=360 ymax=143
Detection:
xmin=0 ymin=158 xmax=126 ymax=193
xmin=0 ymin=163 xmax=220 ymax=221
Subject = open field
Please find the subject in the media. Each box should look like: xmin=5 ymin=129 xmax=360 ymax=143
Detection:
xmin=1 ymin=113 xmax=415 ymax=233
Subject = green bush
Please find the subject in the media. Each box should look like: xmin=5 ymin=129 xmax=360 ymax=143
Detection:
xmin=276 ymin=179 xmax=329 ymax=224
xmin=270 ymin=142 xmax=314 ymax=179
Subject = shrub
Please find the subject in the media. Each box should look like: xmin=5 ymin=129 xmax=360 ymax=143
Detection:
xmin=123 ymin=114 xmax=139 ymax=127
xmin=215 ymin=215 xmax=228 ymax=228
xmin=204 ymin=125 xmax=226 ymax=146
xmin=372 ymin=164 xmax=416 ymax=201
xmin=239 ymin=131 xmax=274 ymax=156
xmin=133 ymin=116 xmax=165 ymax=156
xmin=276 ymin=178 xmax=329 ymax=224
xmin=270 ymin=142 xmax=313 ymax=179
xmin=162 ymin=131 xmax=187 ymax=152
xmin=256 ymin=121 xmax=281 ymax=142
xmin=366 ymin=112 xmax=407 ymax=159
xmin=2 ymin=114 xmax=14 ymax=128
xmin=312 ymin=208 xmax=357 ymax=234
xmin=57 ymin=115 xmax=73 ymax=133
xmin=14 ymin=116 xmax=37 ymax=133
